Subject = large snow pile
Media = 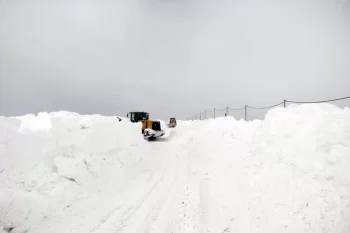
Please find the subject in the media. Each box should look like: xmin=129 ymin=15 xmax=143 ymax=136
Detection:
xmin=0 ymin=104 xmax=349 ymax=233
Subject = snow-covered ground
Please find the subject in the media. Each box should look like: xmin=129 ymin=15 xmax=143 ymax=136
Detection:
xmin=0 ymin=104 xmax=350 ymax=233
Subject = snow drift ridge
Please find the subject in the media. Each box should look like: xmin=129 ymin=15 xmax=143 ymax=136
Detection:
xmin=0 ymin=103 xmax=349 ymax=233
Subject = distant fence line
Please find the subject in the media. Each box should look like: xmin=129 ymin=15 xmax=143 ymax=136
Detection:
xmin=186 ymin=95 xmax=350 ymax=121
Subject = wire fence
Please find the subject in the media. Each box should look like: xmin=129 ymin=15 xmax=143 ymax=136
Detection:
xmin=186 ymin=95 xmax=350 ymax=121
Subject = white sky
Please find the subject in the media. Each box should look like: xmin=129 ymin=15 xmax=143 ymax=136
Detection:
xmin=0 ymin=0 xmax=350 ymax=120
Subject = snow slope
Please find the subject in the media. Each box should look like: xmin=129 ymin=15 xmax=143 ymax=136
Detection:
xmin=0 ymin=104 xmax=350 ymax=233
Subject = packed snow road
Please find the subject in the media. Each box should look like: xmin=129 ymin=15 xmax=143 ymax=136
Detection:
xmin=1 ymin=104 xmax=350 ymax=233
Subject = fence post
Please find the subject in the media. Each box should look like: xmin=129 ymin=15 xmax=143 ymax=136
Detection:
xmin=245 ymin=105 xmax=247 ymax=121
xmin=284 ymin=99 xmax=286 ymax=108
xmin=214 ymin=108 xmax=216 ymax=119
xmin=226 ymin=107 xmax=228 ymax=116
xmin=204 ymin=110 xmax=207 ymax=119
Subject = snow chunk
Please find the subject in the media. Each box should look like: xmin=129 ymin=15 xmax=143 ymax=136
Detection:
xmin=17 ymin=112 xmax=52 ymax=133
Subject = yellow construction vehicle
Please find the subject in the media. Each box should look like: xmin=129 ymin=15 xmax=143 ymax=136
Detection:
xmin=127 ymin=111 xmax=165 ymax=140
xmin=141 ymin=120 xmax=165 ymax=140
xmin=167 ymin=118 xmax=177 ymax=128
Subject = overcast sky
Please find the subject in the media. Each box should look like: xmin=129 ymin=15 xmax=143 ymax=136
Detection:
xmin=1 ymin=0 xmax=350 ymax=120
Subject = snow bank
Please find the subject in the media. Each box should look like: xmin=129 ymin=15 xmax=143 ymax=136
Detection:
xmin=14 ymin=112 xmax=52 ymax=133
xmin=0 ymin=112 xmax=155 ymax=232
xmin=255 ymin=103 xmax=350 ymax=184
xmin=243 ymin=103 xmax=350 ymax=232
xmin=0 ymin=104 xmax=349 ymax=232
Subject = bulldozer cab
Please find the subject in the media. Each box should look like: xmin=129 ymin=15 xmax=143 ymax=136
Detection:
xmin=168 ymin=117 xmax=177 ymax=128
xmin=142 ymin=120 xmax=161 ymax=132
xmin=127 ymin=112 xmax=149 ymax=123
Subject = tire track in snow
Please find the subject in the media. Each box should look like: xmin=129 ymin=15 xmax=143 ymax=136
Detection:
xmin=121 ymin=164 xmax=180 ymax=233
xmin=135 ymin=147 xmax=187 ymax=233
xmin=32 ymin=169 xmax=163 ymax=233
xmin=97 ymin=145 xmax=184 ymax=233
xmin=157 ymin=147 xmax=205 ymax=233
xmin=88 ymin=206 xmax=122 ymax=233
xmin=143 ymin=151 xmax=182 ymax=232
xmin=90 ymin=167 xmax=167 ymax=233
xmin=88 ymin=143 xmax=174 ymax=233
xmin=167 ymin=182 xmax=203 ymax=233
xmin=113 ymin=169 xmax=167 ymax=232
xmin=113 ymin=146 xmax=184 ymax=233
xmin=87 ymin=169 xmax=160 ymax=233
